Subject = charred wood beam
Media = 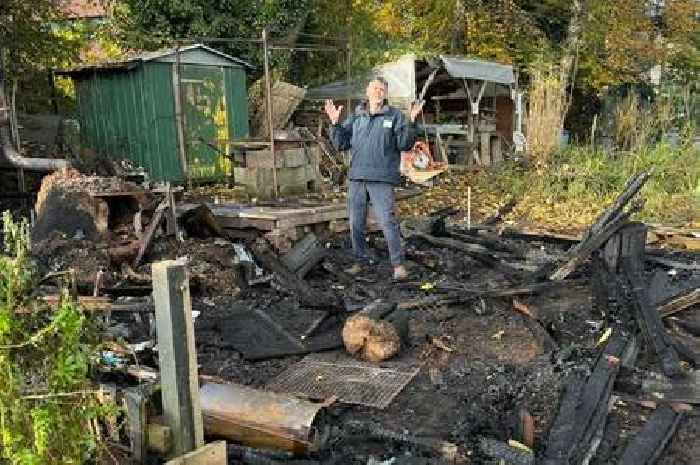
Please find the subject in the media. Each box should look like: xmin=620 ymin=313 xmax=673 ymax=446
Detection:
xmin=622 ymin=261 xmax=683 ymax=378
xmin=344 ymin=420 xmax=459 ymax=461
xmin=658 ymin=288 xmax=700 ymax=318
xmin=645 ymin=254 xmax=700 ymax=271
xmin=408 ymin=229 xmax=522 ymax=277
xmin=133 ymin=199 xmax=168 ymax=268
xmin=618 ymin=405 xmax=683 ymax=465
xmin=584 ymin=172 xmax=651 ymax=241
xmin=548 ymin=204 xmax=640 ymax=281
xmin=543 ymin=332 xmax=630 ymax=465
xmin=251 ymin=238 xmax=339 ymax=309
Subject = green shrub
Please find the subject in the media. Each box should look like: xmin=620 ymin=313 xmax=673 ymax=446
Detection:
xmin=0 ymin=212 xmax=110 ymax=465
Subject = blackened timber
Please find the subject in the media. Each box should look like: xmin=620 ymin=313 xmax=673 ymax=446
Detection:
xmin=543 ymin=333 xmax=629 ymax=465
xmin=251 ymin=238 xmax=338 ymax=309
xmin=133 ymin=199 xmax=168 ymax=268
xmin=542 ymin=374 xmax=587 ymax=465
xmin=584 ymin=172 xmax=651 ymax=241
xmin=622 ymin=260 xmax=683 ymax=377
xmin=549 ymin=206 xmax=640 ymax=280
xmin=658 ymin=288 xmax=700 ymax=318
xmin=618 ymin=405 xmax=683 ymax=465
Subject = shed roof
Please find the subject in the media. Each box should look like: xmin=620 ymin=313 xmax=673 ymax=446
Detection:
xmin=55 ymin=44 xmax=254 ymax=76
xmin=439 ymin=56 xmax=514 ymax=85
xmin=305 ymin=54 xmax=514 ymax=101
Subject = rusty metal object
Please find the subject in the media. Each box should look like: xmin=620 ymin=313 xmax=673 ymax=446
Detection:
xmin=199 ymin=383 xmax=326 ymax=453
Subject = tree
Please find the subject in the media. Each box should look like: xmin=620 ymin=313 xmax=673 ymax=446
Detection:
xmin=111 ymin=0 xmax=312 ymax=77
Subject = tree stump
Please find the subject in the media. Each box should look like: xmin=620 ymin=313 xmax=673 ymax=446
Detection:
xmin=342 ymin=300 xmax=409 ymax=362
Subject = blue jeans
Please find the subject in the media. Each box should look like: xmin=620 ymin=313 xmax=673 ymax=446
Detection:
xmin=348 ymin=180 xmax=403 ymax=267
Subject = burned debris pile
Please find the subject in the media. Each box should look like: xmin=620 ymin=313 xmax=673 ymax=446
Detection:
xmin=15 ymin=168 xmax=699 ymax=465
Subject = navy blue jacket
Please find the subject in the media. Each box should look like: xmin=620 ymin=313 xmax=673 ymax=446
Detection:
xmin=329 ymin=104 xmax=416 ymax=185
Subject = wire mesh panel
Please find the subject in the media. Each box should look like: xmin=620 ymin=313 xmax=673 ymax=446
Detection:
xmin=266 ymin=355 xmax=420 ymax=409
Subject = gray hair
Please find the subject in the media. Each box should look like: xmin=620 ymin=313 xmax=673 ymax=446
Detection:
xmin=369 ymin=76 xmax=388 ymax=88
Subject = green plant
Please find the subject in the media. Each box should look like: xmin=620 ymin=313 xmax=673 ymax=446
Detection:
xmin=0 ymin=212 xmax=109 ymax=465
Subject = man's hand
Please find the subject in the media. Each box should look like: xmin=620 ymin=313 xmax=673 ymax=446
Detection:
xmin=409 ymin=100 xmax=425 ymax=123
xmin=324 ymin=99 xmax=343 ymax=125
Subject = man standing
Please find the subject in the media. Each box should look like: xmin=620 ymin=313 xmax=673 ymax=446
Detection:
xmin=325 ymin=77 xmax=424 ymax=280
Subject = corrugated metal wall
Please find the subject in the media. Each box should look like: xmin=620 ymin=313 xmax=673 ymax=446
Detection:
xmin=74 ymin=61 xmax=249 ymax=183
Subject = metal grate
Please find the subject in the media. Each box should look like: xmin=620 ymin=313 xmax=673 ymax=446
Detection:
xmin=266 ymin=355 xmax=420 ymax=409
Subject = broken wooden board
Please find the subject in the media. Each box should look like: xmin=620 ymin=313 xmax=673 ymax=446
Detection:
xmin=164 ymin=441 xmax=226 ymax=465
xmin=133 ymin=199 xmax=168 ymax=268
xmin=618 ymin=405 xmax=683 ymax=465
xmin=252 ymin=238 xmax=338 ymax=309
xmin=659 ymin=288 xmax=700 ymax=318
xmin=623 ymin=261 xmax=683 ymax=377
xmin=219 ymin=307 xmax=342 ymax=361
xmin=647 ymin=225 xmax=700 ymax=251
xmin=615 ymin=368 xmax=700 ymax=405
xmin=542 ymin=332 xmax=630 ymax=465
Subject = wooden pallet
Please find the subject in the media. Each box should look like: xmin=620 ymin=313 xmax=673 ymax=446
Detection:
xmin=178 ymin=202 xmax=380 ymax=251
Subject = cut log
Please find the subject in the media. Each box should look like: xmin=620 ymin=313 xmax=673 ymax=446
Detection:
xmin=342 ymin=300 xmax=408 ymax=362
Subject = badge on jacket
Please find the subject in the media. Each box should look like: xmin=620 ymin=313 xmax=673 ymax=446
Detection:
xmin=383 ymin=118 xmax=393 ymax=129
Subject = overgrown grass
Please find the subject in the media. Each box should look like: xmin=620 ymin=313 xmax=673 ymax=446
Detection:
xmin=491 ymin=142 xmax=700 ymax=229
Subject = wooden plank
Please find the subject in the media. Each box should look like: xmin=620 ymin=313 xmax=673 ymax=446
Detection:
xmin=618 ymin=405 xmax=683 ymax=465
xmin=164 ymin=441 xmax=227 ymax=465
xmin=646 ymin=255 xmax=700 ymax=271
xmin=549 ymin=209 xmax=636 ymax=280
xmin=623 ymin=261 xmax=683 ymax=378
xmin=251 ymin=238 xmax=338 ymax=309
xmin=124 ymin=387 xmax=147 ymax=464
xmin=152 ymin=260 xmax=204 ymax=457
xmin=133 ymin=200 xmax=168 ymax=268
xmin=659 ymin=288 xmax=700 ymax=318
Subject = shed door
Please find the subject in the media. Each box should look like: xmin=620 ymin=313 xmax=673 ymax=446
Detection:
xmin=181 ymin=65 xmax=231 ymax=180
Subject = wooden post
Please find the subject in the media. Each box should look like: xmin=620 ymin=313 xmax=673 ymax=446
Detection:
xmin=262 ymin=28 xmax=278 ymax=198
xmin=173 ymin=45 xmax=190 ymax=189
xmin=603 ymin=222 xmax=647 ymax=273
xmin=152 ymin=260 xmax=204 ymax=457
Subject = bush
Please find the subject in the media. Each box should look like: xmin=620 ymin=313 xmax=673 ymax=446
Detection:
xmin=0 ymin=212 xmax=109 ymax=464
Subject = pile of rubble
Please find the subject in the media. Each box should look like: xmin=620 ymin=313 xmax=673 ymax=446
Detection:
xmin=20 ymin=168 xmax=699 ymax=465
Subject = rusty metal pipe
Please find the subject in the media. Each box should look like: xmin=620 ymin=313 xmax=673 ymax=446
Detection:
xmin=200 ymin=383 xmax=327 ymax=454
xmin=0 ymin=71 xmax=69 ymax=171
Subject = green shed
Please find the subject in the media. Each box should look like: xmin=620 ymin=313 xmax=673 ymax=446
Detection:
xmin=58 ymin=44 xmax=253 ymax=183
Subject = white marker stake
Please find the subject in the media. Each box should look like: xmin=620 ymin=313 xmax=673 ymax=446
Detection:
xmin=467 ymin=186 xmax=472 ymax=231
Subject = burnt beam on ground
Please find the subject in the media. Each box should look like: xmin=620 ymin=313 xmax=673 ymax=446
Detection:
xmin=621 ymin=260 xmax=683 ymax=378
xmin=542 ymin=331 xmax=630 ymax=465
xmin=251 ymin=238 xmax=338 ymax=309
xmin=618 ymin=405 xmax=684 ymax=465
